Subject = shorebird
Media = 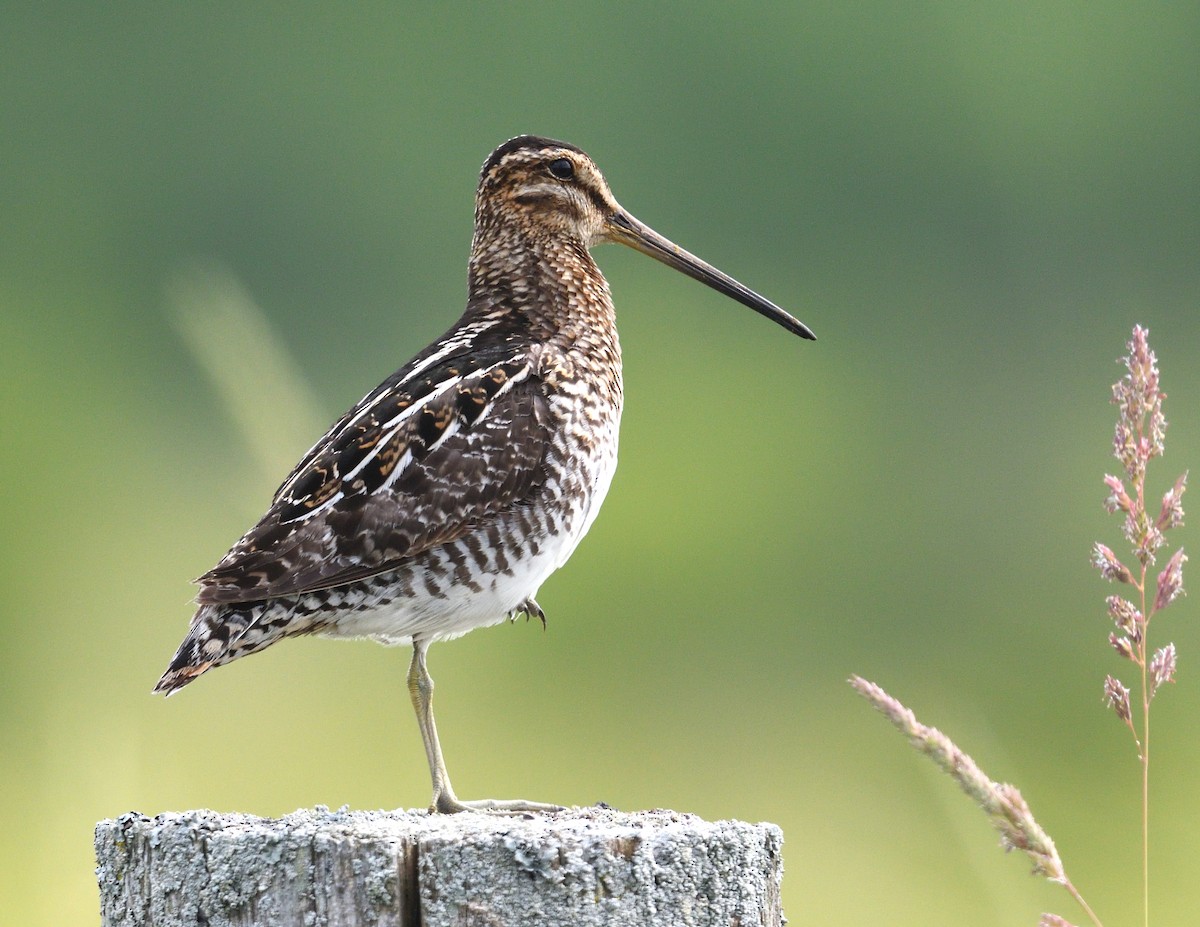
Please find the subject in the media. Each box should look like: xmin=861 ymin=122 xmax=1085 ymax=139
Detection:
xmin=156 ymin=135 xmax=815 ymax=813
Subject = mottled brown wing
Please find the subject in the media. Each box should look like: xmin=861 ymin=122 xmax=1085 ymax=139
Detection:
xmin=195 ymin=352 xmax=550 ymax=604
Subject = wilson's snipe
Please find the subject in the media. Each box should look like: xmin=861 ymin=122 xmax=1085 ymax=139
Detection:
xmin=156 ymin=135 xmax=815 ymax=813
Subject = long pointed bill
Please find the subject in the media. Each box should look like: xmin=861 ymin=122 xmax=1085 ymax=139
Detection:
xmin=606 ymin=210 xmax=816 ymax=340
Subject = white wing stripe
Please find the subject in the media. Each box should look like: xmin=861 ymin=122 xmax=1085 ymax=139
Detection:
xmin=342 ymin=354 xmax=527 ymax=486
xmin=340 ymin=375 xmax=463 ymax=483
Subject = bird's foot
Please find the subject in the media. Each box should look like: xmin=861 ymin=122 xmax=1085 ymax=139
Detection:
xmin=508 ymin=596 xmax=546 ymax=629
xmin=432 ymin=791 xmax=564 ymax=815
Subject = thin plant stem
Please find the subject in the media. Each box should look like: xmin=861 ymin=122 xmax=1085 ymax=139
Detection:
xmin=1064 ymin=877 xmax=1106 ymax=927
xmin=1142 ymin=692 xmax=1150 ymax=927
xmin=1133 ymin=386 xmax=1149 ymax=927
xmin=1140 ymin=581 xmax=1150 ymax=927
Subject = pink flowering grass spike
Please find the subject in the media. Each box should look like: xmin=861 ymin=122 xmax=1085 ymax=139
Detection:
xmin=1093 ymin=325 xmax=1188 ymax=927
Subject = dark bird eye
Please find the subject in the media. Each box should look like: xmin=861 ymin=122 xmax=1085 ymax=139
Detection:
xmin=547 ymin=158 xmax=574 ymax=180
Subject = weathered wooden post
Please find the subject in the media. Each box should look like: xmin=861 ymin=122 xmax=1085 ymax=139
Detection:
xmin=96 ymin=806 xmax=784 ymax=926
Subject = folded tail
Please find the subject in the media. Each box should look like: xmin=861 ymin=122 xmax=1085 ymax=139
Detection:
xmin=153 ymin=602 xmax=282 ymax=695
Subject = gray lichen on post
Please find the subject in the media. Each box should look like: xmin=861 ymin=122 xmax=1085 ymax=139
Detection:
xmin=95 ymin=805 xmax=784 ymax=926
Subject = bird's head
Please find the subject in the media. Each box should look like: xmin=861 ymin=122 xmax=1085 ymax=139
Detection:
xmin=477 ymin=135 xmax=619 ymax=248
xmin=477 ymin=135 xmax=816 ymax=340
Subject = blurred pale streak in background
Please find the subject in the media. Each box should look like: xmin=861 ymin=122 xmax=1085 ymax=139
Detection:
xmin=167 ymin=263 xmax=326 ymax=481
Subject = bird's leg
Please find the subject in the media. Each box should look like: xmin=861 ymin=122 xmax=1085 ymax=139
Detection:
xmin=406 ymin=641 xmax=456 ymax=806
xmin=406 ymin=640 xmax=563 ymax=814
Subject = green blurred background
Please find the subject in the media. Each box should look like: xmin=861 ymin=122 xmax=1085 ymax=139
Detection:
xmin=3 ymin=3 xmax=1198 ymax=924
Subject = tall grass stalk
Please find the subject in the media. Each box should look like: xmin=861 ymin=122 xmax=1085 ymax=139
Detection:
xmin=854 ymin=326 xmax=1186 ymax=926
xmin=1092 ymin=325 xmax=1185 ymax=927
